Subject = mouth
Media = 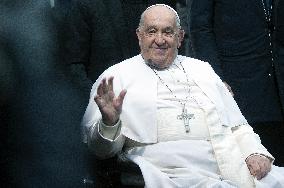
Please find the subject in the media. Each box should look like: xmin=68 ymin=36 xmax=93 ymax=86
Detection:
xmin=154 ymin=47 xmax=167 ymax=50
xmin=153 ymin=47 xmax=167 ymax=54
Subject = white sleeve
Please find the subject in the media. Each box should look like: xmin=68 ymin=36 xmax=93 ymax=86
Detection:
xmin=232 ymin=124 xmax=274 ymax=161
xmin=99 ymin=119 xmax=122 ymax=141
xmin=87 ymin=119 xmax=125 ymax=159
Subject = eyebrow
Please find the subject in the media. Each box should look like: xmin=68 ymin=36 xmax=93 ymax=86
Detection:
xmin=144 ymin=25 xmax=175 ymax=30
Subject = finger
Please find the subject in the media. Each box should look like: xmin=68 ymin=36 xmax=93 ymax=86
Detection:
xmin=102 ymin=78 xmax=108 ymax=94
xmin=108 ymin=76 xmax=114 ymax=92
xmin=258 ymin=159 xmax=271 ymax=179
xmin=258 ymin=170 xmax=268 ymax=180
xmin=94 ymin=95 xmax=101 ymax=105
xmin=94 ymin=95 xmax=99 ymax=104
xmin=97 ymin=82 xmax=104 ymax=96
xmin=249 ymin=166 xmax=257 ymax=177
xmin=118 ymin=89 xmax=127 ymax=104
xmin=251 ymin=162 xmax=261 ymax=178
xmin=114 ymin=89 xmax=127 ymax=112
xmin=255 ymin=163 xmax=261 ymax=176
xmin=256 ymin=164 xmax=265 ymax=180
xmin=256 ymin=170 xmax=267 ymax=180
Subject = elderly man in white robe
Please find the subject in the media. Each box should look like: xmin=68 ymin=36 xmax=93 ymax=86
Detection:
xmin=81 ymin=4 xmax=284 ymax=188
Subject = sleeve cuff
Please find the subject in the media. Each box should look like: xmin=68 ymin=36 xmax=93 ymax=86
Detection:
xmin=98 ymin=119 xmax=122 ymax=141
xmin=246 ymin=153 xmax=274 ymax=163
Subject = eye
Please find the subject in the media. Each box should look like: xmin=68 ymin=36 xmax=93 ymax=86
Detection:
xmin=164 ymin=29 xmax=175 ymax=37
xmin=146 ymin=29 xmax=157 ymax=36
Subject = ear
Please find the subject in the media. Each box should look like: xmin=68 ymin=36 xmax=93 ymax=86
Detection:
xmin=136 ymin=28 xmax=142 ymax=41
xmin=177 ymin=29 xmax=185 ymax=48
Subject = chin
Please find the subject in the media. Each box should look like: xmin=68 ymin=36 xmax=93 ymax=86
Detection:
xmin=151 ymin=54 xmax=168 ymax=62
xmin=151 ymin=58 xmax=167 ymax=64
xmin=151 ymin=59 xmax=170 ymax=68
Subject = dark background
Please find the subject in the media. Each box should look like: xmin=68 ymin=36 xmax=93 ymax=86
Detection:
xmin=1 ymin=1 xmax=88 ymax=187
xmin=2 ymin=0 xmax=284 ymax=187
xmin=0 ymin=0 xmax=189 ymax=187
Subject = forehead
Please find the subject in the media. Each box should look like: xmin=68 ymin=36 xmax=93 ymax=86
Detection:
xmin=143 ymin=6 xmax=177 ymax=29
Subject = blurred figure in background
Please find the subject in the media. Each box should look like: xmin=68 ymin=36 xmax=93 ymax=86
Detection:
xmin=1 ymin=0 xmax=87 ymax=187
xmin=188 ymin=0 xmax=284 ymax=166
xmin=65 ymin=0 xmax=176 ymax=102
xmin=175 ymin=0 xmax=193 ymax=57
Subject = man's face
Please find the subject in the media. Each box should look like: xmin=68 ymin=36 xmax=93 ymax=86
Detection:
xmin=137 ymin=6 xmax=184 ymax=69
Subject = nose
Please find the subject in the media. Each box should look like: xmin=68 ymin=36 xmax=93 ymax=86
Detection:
xmin=154 ymin=33 xmax=165 ymax=45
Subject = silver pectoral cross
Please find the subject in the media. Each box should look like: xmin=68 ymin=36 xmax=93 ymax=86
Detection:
xmin=177 ymin=107 xmax=195 ymax=133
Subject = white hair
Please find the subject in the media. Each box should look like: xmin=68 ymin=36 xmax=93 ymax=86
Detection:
xmin=138 ymin=4 xmax=181 ymax=29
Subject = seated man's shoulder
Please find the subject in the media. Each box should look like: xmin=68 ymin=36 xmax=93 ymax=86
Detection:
xmin=120 ymin=54 xmax=142 ymax=64
xmin=181 ymin=55 xmax=212 ymax=68
xmin=104 ymin=55 xmax=143 ymax=74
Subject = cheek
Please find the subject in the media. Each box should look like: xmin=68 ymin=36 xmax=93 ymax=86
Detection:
xmin=141 ymin=42 xmax=153 ymax=53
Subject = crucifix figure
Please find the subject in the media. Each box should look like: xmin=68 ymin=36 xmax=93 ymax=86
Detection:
xmin=177 ymin=107 xmax=195 ymax=133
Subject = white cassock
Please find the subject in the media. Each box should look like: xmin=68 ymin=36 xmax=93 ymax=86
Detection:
xmin=82 ymin=55 xmax=284 ymax=188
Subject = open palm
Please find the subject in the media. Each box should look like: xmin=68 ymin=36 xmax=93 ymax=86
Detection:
xmin=94 ymin=77 xmax=127 ymax=126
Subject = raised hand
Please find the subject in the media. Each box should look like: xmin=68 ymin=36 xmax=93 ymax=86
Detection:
xmin=94 ymin=77 xmax=127 ymax=126
xmin=245 ymin=154 xmax=272 ymax=180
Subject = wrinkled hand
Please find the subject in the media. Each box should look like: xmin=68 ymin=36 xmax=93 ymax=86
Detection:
xmin=245 ymin=154 xmax=272 ymax=180
xmin=94 ymin=77 xmax=127 ymax=126
xmin=223 ymin=81 xmax=234 ymax=97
